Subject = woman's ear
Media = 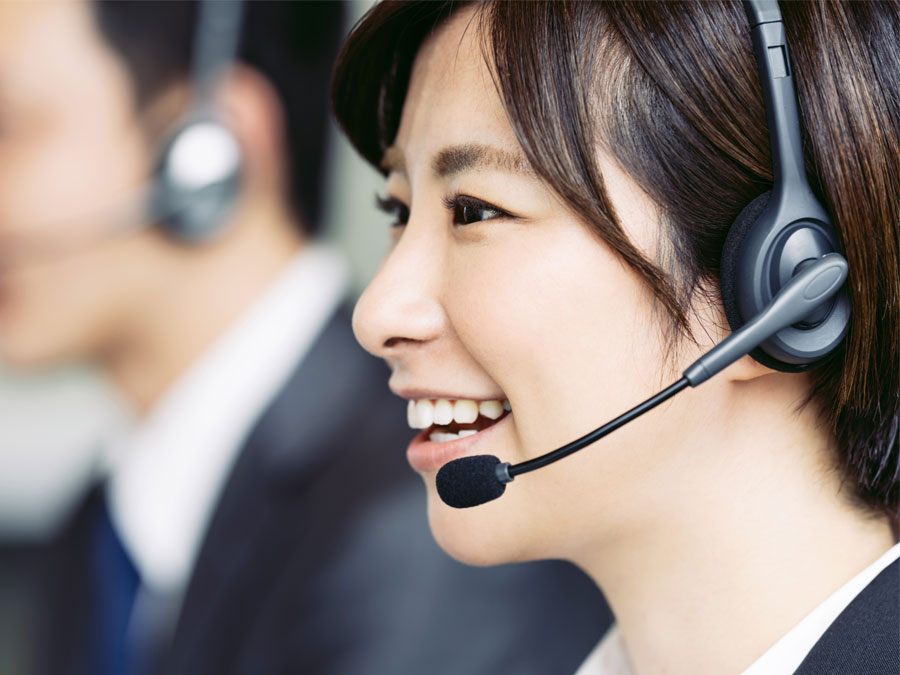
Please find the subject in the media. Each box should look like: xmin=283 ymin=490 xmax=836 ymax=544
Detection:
xmin=723 ymin=352 xmax=775 ymax=383
xmin=684 ymin=285 xmax=775 ymax=384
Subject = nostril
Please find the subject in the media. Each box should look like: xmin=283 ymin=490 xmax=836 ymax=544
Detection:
xmin=383 ymin=336 xmax=434 ymax=351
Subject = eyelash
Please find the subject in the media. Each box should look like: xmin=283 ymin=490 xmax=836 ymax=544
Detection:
xmin=374 ymin=193 xmax=511 ymax=228
xmin=442 ymin=194 xmax=511 ymax=226
xmin=375 ymin=194 xmax=410 ymax=228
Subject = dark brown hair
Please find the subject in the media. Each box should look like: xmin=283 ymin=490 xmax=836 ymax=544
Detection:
xmin=332 ymin=0 xmax=900 ymax=518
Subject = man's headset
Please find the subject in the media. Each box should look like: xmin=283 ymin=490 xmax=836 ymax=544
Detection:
xmin=436 ymin=0 xmax=852 ymax=508
xmin=148 ymin=0 xmax=244 ymax=243
xmin=0 ymin=0 xmax=244 ymax=265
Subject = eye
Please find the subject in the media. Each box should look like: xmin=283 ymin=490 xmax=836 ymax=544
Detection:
xmin=375 ymin=194 xmax=410 ymax=228
xmin=443 ymin=195 xmax=510 ymax=226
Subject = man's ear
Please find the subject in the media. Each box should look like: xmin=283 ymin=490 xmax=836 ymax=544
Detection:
xmin=215 ymin=63 xmax=288 ymax=192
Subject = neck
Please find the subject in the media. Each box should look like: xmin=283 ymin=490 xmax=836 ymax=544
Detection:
xmin=575 ymin=381 xmax=895 ymax=675
xmin=102 ymin=204 xmax=303 ymax=415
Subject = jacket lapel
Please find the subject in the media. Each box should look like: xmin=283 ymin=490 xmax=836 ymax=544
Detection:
xmin=158 ymin=307 xmax=397 ymax=674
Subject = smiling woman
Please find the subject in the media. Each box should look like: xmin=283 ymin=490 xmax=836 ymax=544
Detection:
xmin=331 ymin=1 xmax=899 ymax=674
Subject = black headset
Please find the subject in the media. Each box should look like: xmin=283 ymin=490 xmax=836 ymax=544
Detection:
xmin=721 ymin=0 xmax=850 ymax=371
xmin=436 ymin=0 xmax=854 ymax=508
xmin=145 ymin=0 xmax=245 ymax=243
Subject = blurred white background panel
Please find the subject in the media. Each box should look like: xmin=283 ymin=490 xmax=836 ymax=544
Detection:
xmin=0 ymin=365 xmax=130 ymax=539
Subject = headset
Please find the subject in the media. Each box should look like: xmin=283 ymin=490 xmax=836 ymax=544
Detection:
xmin=436 ymin=0 xmax=852 ymax=508
xmin=147 ymin=0 xmax=245 ymax=243
xmin=721 ymin=0 xmax=850 ymax=370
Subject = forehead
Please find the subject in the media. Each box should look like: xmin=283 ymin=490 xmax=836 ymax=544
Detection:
xmin=391 ymin=7 xmax=523 ymax=175
xmin=0 ymin=1 xmax=120 ymax=104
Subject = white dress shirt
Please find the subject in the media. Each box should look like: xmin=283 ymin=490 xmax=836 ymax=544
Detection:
xmin=575 ymin=541 xmax=900 ymax=675
xmin=104 ymin=244 xmax=347 ymax=602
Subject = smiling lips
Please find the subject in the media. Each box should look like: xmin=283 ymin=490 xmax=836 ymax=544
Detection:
xmin=404 ymin=396 xmax=513 ymax=473
xmin=407 ymin=397 xmax=511 ymax=442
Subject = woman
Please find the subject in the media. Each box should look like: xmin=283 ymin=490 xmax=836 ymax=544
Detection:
xmin=331 ymin=1 xmax=899 ymax=673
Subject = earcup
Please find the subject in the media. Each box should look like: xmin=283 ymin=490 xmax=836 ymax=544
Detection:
xmin=719 ymin=190 xmax=850 ymax=372
xmin=720 ymin=191 xmax=807 ymax=372
xmin=150 ymin=118 xmax=243 ymax=243
xmin=720 ymin=191 xmax=771 ymax=335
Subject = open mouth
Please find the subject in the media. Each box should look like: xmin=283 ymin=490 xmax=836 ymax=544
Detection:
xmin=407 ymin=398 xmax=512 ymax=443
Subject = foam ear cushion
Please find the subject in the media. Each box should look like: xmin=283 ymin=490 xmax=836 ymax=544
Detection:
xmin=719 ymin=191 xmax=811 ymax=373
xmin=720 ymin=191 xmax=771 ymax=333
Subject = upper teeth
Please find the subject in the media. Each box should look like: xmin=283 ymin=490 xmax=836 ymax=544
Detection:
xmin=406 ymin=398 xmax=509 ymax=429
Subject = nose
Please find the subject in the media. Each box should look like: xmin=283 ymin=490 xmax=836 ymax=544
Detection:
xmin=352 ymin=226 xmax=446 ymax=361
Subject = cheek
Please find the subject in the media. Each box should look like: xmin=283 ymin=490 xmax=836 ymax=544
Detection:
xmin=0 ymin=111 xmax=147 ymax=238
xmin=0 ymin=236 xmax=161 ymax=365
xmin=0 ymin=116 xmax=153 ymax=363
xmin=429 ymin=224 xmax=683 ymax=563
xmin=445 ymin=222 xmax=663 ymax=450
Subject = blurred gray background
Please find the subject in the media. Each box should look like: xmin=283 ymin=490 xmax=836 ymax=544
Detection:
xmin=0 ymin=0 xmax=390 ymax=542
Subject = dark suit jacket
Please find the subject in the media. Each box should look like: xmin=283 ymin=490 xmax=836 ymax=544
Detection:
xmin=27 ymin=308 xmax=612 ymax=675
xmin=794 ymin=558 xmax=899 ymax=675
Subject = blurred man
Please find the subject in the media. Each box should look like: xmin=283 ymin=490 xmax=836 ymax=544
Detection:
xmin=0 ymin=2 xmax=611 ymax=674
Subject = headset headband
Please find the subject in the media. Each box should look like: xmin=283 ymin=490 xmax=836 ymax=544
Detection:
xmin=191 ymin=0 xmax=246 ymax=109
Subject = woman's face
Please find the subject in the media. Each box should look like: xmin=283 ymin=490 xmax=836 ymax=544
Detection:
xmin=353 ymin=9 xmax=726 ymax=565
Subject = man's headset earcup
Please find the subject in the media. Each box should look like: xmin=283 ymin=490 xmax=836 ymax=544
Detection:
xmin=150 ymin=118 xmax=243 ymax=243
xmin=720 ymin=190 xmax=850 ymax=372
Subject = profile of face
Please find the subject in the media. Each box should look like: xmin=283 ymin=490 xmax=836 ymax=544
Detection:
xmin=0 ymin=1 xmax=177 ymax=368
xmin=353 ymin=8 xmax=812 ymax=566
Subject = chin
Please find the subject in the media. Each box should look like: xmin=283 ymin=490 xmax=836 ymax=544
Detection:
xmin=424 ymin=480 xmax=536 ymax=567
xmin=0 ymin=339 xmax=48 ymax=369
xmin=0 ymin=326 xmax=82 ymax=371
xmin=0 ymin=346 xmax=64 ymax=372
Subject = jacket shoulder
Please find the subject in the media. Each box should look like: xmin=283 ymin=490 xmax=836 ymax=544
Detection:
xmin=795 ymin=558 xmax=899 ymax=675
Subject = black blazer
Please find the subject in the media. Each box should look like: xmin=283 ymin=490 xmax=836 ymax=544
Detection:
xmin=28 ymin=308 xmax=612 ymax=675
xmin=794 ymin=558 xmax=899 ymax=675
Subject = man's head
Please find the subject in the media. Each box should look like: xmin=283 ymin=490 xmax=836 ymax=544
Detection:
xmin=0 ymin=0 xmax=342 ymax=370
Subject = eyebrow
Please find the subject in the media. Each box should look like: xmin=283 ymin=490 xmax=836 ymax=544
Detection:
xmin=380 ymin=143 xmax=534 ymax=179
xmin=432 ymin=143 xmax=533 ymax=178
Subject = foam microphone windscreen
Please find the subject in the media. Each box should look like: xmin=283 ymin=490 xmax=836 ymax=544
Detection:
xmin=436 ymin=455 xmax=507 ymax=508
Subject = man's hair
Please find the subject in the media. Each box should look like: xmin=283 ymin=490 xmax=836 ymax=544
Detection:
xmin=92 ymin=0 xmax=344 ymax=235
xmin=332 ymin=0 xmax=900 ymax=519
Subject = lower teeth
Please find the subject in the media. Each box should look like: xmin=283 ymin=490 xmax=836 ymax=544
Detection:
xmin=429 ymin=429 xmax=478 ymax=443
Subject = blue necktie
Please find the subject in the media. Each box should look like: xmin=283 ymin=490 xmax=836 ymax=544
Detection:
xmin=89 ymin=494 xmax=141 ymax=675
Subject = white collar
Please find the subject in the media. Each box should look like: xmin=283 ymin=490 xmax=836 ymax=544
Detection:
xmin=741 ymin=540 xmax=900 ymax=674
xmin=575 ymin=541 xmax=900 ymax=675
xmin=574 ymin=625 xmax=632 ymax=675
xmin=105 ymin=244 xmax=348 ymax=595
